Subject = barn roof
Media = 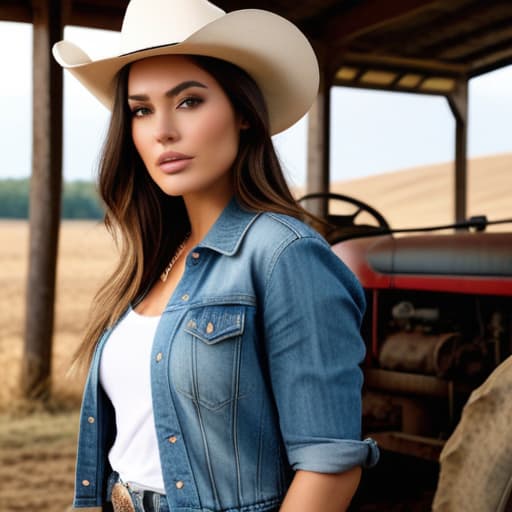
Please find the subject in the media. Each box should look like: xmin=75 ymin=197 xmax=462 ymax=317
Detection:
xmin=2 ymin=0 xmax=511 ymax=95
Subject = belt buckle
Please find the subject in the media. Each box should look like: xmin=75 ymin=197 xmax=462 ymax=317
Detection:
xmin=111 ymin=482 xmax=136 ymax=512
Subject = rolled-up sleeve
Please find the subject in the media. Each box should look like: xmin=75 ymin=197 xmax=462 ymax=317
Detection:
xmin=262 ymin=235 xmax=379 ymax=472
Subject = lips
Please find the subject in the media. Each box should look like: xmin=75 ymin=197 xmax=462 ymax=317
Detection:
xmin=157 ymin=151 xmax=193 ymax=174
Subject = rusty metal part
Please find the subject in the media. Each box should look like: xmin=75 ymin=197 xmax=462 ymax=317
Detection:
xmin=364 ymin=368 xmax=451 ymax=398
xmin=379 ymin=332 xmax=460 ymax=376
xmin=368 ymin=431 xmax=444 ymax=462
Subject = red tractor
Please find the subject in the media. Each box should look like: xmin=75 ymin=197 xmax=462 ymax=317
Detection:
xmin=302 ymin=193 xmax=512 ymax=511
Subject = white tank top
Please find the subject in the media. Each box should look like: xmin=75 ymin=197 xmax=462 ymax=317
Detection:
xmin=99 ymin=307 xmax=165 ymax=493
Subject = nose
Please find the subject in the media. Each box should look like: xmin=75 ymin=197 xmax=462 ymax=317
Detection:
xmin=155 ymin=113 xmax=179 ymax=144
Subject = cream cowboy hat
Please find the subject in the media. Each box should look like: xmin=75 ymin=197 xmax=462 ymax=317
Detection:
xmin=53 ymin=0 xmax=319 ymax=135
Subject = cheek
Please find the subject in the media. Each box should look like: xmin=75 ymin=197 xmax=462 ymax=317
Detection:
xmin=131 ymin=121 xmax=155 ymax=166
xmin=131 ymin=124 xmax=144 ymax=157
xmin=198 ymin=111 xmax=240 ymax=161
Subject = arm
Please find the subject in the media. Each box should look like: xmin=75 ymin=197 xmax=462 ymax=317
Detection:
xmin=280 ymin=467 xmax=362 ymax=512
xmin=262 ymin=235 xmax=378 ymax=500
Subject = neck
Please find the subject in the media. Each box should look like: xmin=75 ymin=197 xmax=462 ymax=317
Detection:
xmin=183 ymin=189 xmax=234 ymax=245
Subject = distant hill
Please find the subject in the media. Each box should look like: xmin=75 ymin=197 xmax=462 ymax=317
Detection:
xmin=296 ymin=152 xmax=512 ymax=230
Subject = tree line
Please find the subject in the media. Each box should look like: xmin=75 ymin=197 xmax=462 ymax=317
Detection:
xmin=0 ymin=178 xmax=104 ymax=219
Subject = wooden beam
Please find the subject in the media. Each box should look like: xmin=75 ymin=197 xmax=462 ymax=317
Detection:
xmin=67 ymin=2 xmax=124 ymax=30
xmin=0 ymin=1 xmax=32 ymax=23
xmin=385 ymin=2 xmax=512 ymax=58
xmin=340 ymin=51 xmax=466 ymax=76
xmin=326 ymin=0 xmax=439 ymax=46
xmin=306 ymin=44 xmax=331 ymax=218
xmin=466 ymin=37 xmax=512 ymax=72
xmin=332 ymin=78 xmax=451 ymax=97
xmin=447 ymin=79 xmax=468 ymax=224
xmin=429 ymin=18 xmax=512 ymax=59
xmin=469 ymin=51 xmax=512 ymax=78
xmin=22 ymin=0 xmax=63 ymax=401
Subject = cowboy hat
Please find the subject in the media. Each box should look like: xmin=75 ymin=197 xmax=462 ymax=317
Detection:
xmin=52 ymin=0 xmax=319 ymax=135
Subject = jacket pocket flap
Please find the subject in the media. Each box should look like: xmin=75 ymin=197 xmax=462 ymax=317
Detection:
xmin=184 ymin=305 xmax=245 ymax=345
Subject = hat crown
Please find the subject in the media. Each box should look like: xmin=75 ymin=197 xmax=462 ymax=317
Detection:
xmin=120 ymin=0 xmax=225 ymax=55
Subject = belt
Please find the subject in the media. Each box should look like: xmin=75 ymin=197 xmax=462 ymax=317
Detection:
xmin=111 ymin=481 xmax=136 ymax=512
xmin=108 ymin=472 xmax=166 ymax=512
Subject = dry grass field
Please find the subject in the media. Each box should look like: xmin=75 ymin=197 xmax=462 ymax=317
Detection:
xmin=0 ymin=220 xmax=117 ymax=408
xmin=0 ymin=220 xmax=116 ymax=511
xmin=0 ymin=152 xmax=510 ymax=511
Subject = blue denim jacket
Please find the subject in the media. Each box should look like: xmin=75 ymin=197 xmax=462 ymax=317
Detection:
xmin=73 ymin=198 xmax=379 ymax=511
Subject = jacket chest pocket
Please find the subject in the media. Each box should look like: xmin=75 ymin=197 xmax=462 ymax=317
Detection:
xmin=172 ymin=304 xmax=247 ymax=411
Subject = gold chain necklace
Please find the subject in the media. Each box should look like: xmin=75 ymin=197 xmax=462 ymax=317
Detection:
xmin=160 ymin=235 xmax=190 ymax=282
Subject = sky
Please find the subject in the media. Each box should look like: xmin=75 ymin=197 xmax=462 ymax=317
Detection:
xmin=1 ymin=21 xmax=512 ymax=188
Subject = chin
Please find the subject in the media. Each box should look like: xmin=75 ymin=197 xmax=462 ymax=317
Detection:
xmin=158 ymin=187 xmax=188 ymax=198
xmin=152 ymin=176 xmax=193 ymax=197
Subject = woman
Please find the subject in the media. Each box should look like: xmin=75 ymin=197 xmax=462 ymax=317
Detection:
xmin=54 ymin=1 xmax=378 ymax=511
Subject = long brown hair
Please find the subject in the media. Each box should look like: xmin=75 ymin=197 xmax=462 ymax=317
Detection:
xmin=76 ymin=55 xmax=315 ymax=366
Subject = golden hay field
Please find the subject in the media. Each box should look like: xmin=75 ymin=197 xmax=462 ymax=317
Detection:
xmin=0 ymin=153 xmax=510 ymax=511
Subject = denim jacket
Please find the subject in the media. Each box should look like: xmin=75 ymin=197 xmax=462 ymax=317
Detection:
xmin=73 ymin=198 xmax=379 ymax=511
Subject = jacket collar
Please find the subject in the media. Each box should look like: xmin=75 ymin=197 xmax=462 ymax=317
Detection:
xmin=197 ymin=197 xmax=260 ymax=256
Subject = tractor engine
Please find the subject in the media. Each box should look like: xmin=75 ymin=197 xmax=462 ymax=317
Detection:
xmin=332 ymin=232 xmax=512 ymax=460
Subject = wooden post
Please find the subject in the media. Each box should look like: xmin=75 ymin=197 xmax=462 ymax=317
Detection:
xmin=447 ymin=79 xmax=468 ymax=223
xmin=306 ymin=47 xmax=331 ymax=218
xmin=21 ymin=0 xmax=63 ymax=400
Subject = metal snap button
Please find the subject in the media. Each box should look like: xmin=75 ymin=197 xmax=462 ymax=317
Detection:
xmin=206 ymin=322 xmax=214 ymax=334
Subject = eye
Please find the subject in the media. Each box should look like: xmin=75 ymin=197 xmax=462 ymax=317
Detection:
xmin=178 ymin=96 xmax=203 ymax=109
xmin=130 ymin=106 xmax=152 ymax=118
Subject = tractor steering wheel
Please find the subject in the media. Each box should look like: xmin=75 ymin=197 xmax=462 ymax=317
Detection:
xmin=298 ymin=192 xmax=391 ymax=244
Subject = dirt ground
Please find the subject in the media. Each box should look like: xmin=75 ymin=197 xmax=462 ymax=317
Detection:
xmin=0 ymin=409 xmax=78 ymax=511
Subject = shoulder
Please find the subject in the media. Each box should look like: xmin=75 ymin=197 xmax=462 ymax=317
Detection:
xmin=248 ymin=212 xmax=365 ymax=308
xmin=244 ymin=211 xmax=361 ymax=287
xmin=241 ymin=210 xmax=335 ymax=273
xmin=249 ymin=210 xmax=326 ymax=248
xmin=236 ymin=210 xmax=333 ymax=286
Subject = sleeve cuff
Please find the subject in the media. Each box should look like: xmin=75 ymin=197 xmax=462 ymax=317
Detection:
xmin=287 ymin=437 xmax=379 ymax=473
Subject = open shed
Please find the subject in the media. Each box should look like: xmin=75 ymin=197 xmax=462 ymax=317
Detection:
xmin=1 ymin=0 xmax=511 ymax=398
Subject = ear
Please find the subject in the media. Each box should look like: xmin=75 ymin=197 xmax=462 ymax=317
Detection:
xmin=239 ymin=118 xmax=250 ymax=130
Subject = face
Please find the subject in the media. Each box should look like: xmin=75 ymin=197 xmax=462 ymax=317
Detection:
xmin=128 ymin=55 xmax=244 ymax=200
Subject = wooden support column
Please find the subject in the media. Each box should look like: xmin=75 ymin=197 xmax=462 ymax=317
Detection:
xmin=306 ymin=47 xmax=331 ymax=218
xmin=447 ymin=79 xmax=468 ymax=223
xmin=22 ymin=0 xmax=63 ymax=400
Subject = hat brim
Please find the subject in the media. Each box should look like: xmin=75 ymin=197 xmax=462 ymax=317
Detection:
xmin=53 ymin=9 xmax=319 ymax=135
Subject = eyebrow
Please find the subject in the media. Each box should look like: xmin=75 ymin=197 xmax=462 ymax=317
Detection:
xmin=128 ymin=80 xmax=208 ymax=101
